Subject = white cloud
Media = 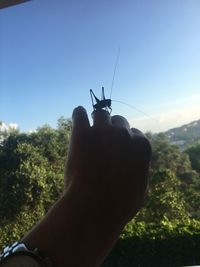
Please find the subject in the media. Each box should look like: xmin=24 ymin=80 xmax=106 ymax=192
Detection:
xmin=28 ymin=129 xmax=37 ymax=133
xmin=9 ymin=123 xmax=18 ymax=129
xmin=129 ymin=104 xmax=200 ymax=133
xmin=0 ymin=122 xmax=18 ymax=132
xmin=161 ymin=93 xmax=200 ymax=108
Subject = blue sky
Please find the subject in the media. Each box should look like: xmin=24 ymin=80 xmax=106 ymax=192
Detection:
xmin=1 ymin=0 xmax=200 ymax=132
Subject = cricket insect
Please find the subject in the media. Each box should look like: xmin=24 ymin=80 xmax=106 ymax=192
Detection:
xmin=89 ymin=47 xmax=120 ymax=114
xmin=90 ymin=86 xmax=157 ymax=123
xmin=90 ymin=87 xmax=112 ymax=113
xmin=89 ymin=48 xmax=156 ymax=123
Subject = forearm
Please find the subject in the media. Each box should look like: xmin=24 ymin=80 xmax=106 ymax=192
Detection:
xmin=8 ymin=107 xmax=150 ymax=267
xmin=22 ymin=184 xmax=122 ymax=267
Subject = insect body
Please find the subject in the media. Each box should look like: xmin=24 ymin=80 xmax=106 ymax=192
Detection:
xmin=90 ymin=87 xmax=112 ymax=113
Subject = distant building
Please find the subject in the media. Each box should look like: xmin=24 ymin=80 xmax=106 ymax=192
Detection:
xmin=171 ymin=140 xmax=185 ymax=146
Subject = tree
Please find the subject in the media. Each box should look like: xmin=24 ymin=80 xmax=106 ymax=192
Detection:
xmin=185 ymin=142 xmax=200 ymax=174
xmin=0 ymin=142 xmax=48 ymax=223
xmin=0 ymin=118 xmax=71 ymax=247
xmin=149 ymin=133 xmax=191 ymax=176
xmin=136 ymin=133 xmax=200 ymax=221
xmin=136 ymin=169 xmax=189 ymax=223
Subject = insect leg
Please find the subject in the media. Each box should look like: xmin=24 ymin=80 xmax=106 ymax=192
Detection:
xmin=90 ymin=89 xmax=100 ymax=108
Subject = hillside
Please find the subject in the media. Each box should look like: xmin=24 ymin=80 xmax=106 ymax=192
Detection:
xmin=165 ymin=119 xmax=200 ymax=149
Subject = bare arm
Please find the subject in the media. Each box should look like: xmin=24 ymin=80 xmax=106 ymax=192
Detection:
xmin=22 ymin=106 xmax=151 ymax=267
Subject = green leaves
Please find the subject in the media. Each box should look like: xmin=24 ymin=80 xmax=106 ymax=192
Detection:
xmin=1 ymin=117 xmax=200 ymax=267
xmin=0 ymin=117 xmax=71 ymax=248
xmin=185 ymin=141 xmax=200 ymax=174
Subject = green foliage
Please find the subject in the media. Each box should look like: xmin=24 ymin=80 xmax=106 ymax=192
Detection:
xmin=137 ymin=169 xmax=189 ymax=223
xmin=149 ymin=133 xmax=191 ymax=175
xmin=149 ymin=133 xmax=200 ymax=218
xmin=1 ymin=119 xmax=200 ymax=267
xmin=0 ymin=117 xmax=70 ymax=249
xmin=0 ymin=142 xmax=48 ymax=222
xmin=0 ymin=123 xmax=19 ymax=144
xmin=103 ymin=234 xmax=200 ymax=267
xmin=178 ymin=170 xmax=200 ymax=218
xmin=103 ymin=219 xmax=200 ymax=267
xmin=185 ymin=141 xmax=200 ymax=173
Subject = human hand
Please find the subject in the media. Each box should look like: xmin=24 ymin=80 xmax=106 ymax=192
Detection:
xmin=22 ymin=106 xmax=151 ymax=267
xmin=65 ymin=106 xmax=151 ymax=229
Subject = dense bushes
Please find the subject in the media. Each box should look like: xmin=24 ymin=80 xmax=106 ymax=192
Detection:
xmin=103 ymin=234 xmax=200 ymax=267
xmin=1 ymin=121 xmax=200 ymax=266
xmin=103 ymin=220 xmax=200 ymax=266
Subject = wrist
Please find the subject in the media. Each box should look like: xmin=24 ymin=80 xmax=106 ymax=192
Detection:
xmin=22 ymin=186 xmax=122 ymax=267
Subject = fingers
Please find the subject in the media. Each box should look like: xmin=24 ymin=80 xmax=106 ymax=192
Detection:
xmin=111 ymin=117 xmax=151 ymax=160
xmin=111 ymin=115 xmax=144 ymax=137
xmin=131 ymin=128 xmax=152 ymax=162
xmin=131 ymin=128 xmax=145 ymax=137
xmin=111 ymin=115 xmax=130 ymax=130
xmin=72 ymin=106 xmax=90 ymax=136
xmin=92 ymin=109 xmax=112 ymax=128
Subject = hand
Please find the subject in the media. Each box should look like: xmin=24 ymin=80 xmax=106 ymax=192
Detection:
xmin=22 ymin=106 xmax=151 ymax=267
xmin=65 ymin=106 xmax=151 ymax=226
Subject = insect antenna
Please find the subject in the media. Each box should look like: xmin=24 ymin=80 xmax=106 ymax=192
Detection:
xmin=112 ymin=99 xmax=158 ymax=123
xmin=101 ymin=86 xmax=106 ymax=100
xmin=110 ymin=47 xmax=120 ymax=99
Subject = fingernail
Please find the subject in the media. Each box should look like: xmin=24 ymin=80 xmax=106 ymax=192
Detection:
xmin=72 ymin=106 xmax=87 ymax=117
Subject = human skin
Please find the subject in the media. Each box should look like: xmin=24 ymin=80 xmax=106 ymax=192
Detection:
xmin=22 ymin=106 xmax=152 ymax=267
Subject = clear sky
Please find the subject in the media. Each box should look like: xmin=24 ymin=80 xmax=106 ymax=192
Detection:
xmin=1 ymin=0 xmax=200 ymax=132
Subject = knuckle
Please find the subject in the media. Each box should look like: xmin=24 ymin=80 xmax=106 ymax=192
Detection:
xmin=133 ymin=135 xmax=152 ymax=161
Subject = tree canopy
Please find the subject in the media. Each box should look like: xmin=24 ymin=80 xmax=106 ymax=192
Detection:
xmin=1 ymin=119 xmax=200 ymax=264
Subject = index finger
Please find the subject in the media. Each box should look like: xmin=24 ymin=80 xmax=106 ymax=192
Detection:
xmin=92 ymin=109 xmax=112 ymax=128
xmin=111 ymin=115 xmax=130 ymax=130
xmin=72 ymin=106 xmax=90 ymax=136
